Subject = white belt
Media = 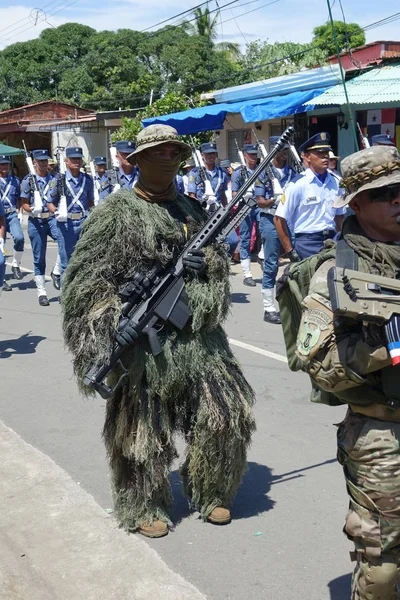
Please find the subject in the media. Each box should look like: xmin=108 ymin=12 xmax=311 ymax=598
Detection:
xmin=260 ymin=207 xmax=276 ymax=216
xmin=67 ymin=212 xmax=84 ymax=220
xmin=4 ymin=207 xmax=16 ymax=214
xmin=31 ymin=212 xmax=51 ymax=220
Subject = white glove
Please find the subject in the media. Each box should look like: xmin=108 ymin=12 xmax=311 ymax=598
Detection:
xmin=31 ymin=207 xmax=42 ymax=218
xmin=18 ymin=211 xmax=23 ymax=223
xmin=206 ymin=194 xmax=217 ymax=207
xmin=244 ymin=190 xmax=253 ymax=201
xmin=0 ymin=238 xmax=4 ymax=254
xmin=55 ymin=211 xmax=67 ymax=223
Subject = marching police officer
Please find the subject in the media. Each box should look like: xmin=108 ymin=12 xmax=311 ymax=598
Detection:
xmin=47 ymin=147 xmax=94 ymax=285
xmin=0 ymin=199 xmax=5 ymax=299
xmin=20 ymin=149 xmax=59 ymax=306
xmin=188 ymin=142 xmax=229 ymax=208
xmin=371 ymin=133 xmax=396 ymax=147
xmin=181 ymin=158 xmax=195 ymax=194
xmin=93 ymin=156 xmax=113 ymax=204
xmin=255 ymin=136 xmax=297 ymax=323
xmin=231 ymin=144 xmax=259 ymax=286
xmin=115 ymin=140 xmax=138 ymax=190
xmin=0 ymin=155 xmax=24 ymax=290
xmin=274 ymin=133 xmax=345 ymax=260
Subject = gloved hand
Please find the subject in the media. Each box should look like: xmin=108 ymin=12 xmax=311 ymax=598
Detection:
xmin=182 ymin=250 xmax=206 ymax=276
xmin=284 ymin=248 xmax=301 ymax=263
xmin=17 ymin=211 xmax=24 ymax=223
xmin=206 ymin=194 xmax=217 ymax=210
xmin=115 ymin=318 xmax=140 ymax=347
xmin=0 ymin=238 xmax=4 ymax=255
xmin=31 ymin=207 xmax=42 ymax=218
xmin=55 ymin=211 xmax=67 ymax=223
xmin=244 ymin=190 xmax=253 ymax=201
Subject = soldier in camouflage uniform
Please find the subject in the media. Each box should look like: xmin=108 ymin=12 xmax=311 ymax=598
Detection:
xmin=296 ymin=146 xmax=400 ymax=599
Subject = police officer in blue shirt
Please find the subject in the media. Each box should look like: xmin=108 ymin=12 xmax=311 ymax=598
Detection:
xmin=188 ymin=142 xmax=229 ymax=208
xmin=20 ymin=149 xmax=59 ymax=306
xmin=0 ymin=155 xmax=24 ymax=290
xmin=93 ymin=156 xmax=113 ymax=204
xmin=175 ymin=173 xmax=185 ymax=195
xmin=255 ymin=137 xmax=297 ymax=323
xmin=274 ymin=132 xmax=345 ymax=261
xmin=0 ymin=199 xmax=6 ymax=299
xmin=47 ymin=146 xmax=94 ymax=285
xmin=115 ymin=140 xmax=138 ymax=189
xmin=231 ymin=144 xmax=259 ymax=286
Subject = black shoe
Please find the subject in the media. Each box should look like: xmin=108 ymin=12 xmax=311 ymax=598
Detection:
xmin=3 ymin=280 xmax=12 ymax=292
xmin=11 ymin=266 xmax=23 ymax=280
xmin=243 ymin=277 xmax=256 ymax=287
xmin=51 ymin=271 xmax=61 ymax=290
xmin=264 ymin=311 xmax=281 ymax=324
xmin=38 ymin=295 xmax=50 ymax=307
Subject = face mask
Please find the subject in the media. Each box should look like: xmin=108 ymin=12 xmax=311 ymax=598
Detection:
xmin=135 ymin=149 xmax=182 ymax=203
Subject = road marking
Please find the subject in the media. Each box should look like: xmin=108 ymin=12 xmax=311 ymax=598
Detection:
xmin=229 ymin=338 xmax=288 ymax=363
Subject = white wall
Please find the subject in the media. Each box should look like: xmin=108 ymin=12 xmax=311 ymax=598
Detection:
xmin=51 ymin=126 xmax=108 ymax=164
xmin=215 ymin=112 xmax=285 ymax=159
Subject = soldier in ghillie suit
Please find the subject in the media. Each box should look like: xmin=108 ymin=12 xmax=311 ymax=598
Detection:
xmin=294 ymin=146 xmax=400 ymax=599
xmin=62 ymin=125 xmax=255 ymax=538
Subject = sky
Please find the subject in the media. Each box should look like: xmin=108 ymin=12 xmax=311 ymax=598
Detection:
xmin=0 ymin=0 xmax=399 ymax=50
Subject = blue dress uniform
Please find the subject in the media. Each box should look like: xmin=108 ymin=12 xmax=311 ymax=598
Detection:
xmin=115 ymin=140 xmax=138 ymax=190
xmin=187 ymin=143 xmax=229 ymax=205
xmin=0 ymin=198 xmax=5 ymax=291
xmin=20 ymin=149 xmax=58 ymax=305
xmin=93 ymin=156 xmax=113 ymax=204
xmin=231 ymin=144 xmax=259 ymax=286
xmin=47 ymin=147 xmax=94 ymax=281
xmin=275 ymin=133 xmax=345 ymax=259
xmin=175 ymin=174 xmax=184 ymax=195
xmin=0 ymin=155 xmax=24 ymax=282
xmin=255 ymin=139 xmax=297 ymax=323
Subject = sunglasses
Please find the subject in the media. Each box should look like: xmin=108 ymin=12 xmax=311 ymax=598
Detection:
xmin=368 ymin=184 xmax=400 ymax=203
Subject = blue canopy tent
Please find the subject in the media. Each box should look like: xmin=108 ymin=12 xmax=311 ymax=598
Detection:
xmin=142 ymin=88 xmax=327 ymax=134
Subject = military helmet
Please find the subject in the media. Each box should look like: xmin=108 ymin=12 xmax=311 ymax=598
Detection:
xmin=333 ymin=146 xmax=400 ymax=208
xmin=130 ymin=124 xmax=191 ymax=160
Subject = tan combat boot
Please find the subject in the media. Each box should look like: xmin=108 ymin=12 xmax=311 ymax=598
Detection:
xmin=138 ymin=520 xmax=169 ymax=538
xmin=207 ymin=507 xmax=231 ymax=524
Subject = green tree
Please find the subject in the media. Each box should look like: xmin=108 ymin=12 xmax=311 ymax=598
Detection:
xmin=185 ymin=7 xmax=240 ymax=58
xmin=312 ymin=21 xmax=366 ymax=56
xmin=112 ymin=91 xmax=210 ymax=145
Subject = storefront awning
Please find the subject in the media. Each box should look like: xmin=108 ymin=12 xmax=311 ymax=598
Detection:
xmin=142 ymin=88 xmax=327 ymax=134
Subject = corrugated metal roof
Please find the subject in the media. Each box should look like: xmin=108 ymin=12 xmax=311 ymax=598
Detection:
xmin=204 ymin=65 xmax=341 ymax=104
xmin=304 ymin=64 xmax=400 ymax=106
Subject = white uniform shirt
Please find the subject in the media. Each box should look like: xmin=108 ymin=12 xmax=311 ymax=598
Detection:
xmin=275 ymin=168 xmax=345 ymax=234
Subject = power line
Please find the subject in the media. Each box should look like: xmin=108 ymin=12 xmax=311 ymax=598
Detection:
xmin=362 ymin=11 xmax=400 ymax=32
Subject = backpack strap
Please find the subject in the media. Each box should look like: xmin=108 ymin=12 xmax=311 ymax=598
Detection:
xmin=336 ymin=237 xmax=358 ymax=270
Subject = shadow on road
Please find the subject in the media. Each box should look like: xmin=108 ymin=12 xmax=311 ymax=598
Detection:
xmin=270 ymin=458 xmax=338 ymax=485
xmin=328 ymin=572 xmax=352 ymax=599
xmin=233 ymin=461 xmax=275 ymax=519
xmin=169 ymin=461 xmax=275 ymax=524
xmin=0 ymin=331 xmax=46 ymax=357
xmin=231 ymin=292 xmax=251 ymax=304
xmin=4 ymin=278 xmax=36 ymax=292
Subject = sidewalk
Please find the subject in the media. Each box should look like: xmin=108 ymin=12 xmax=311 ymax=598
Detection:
xmin=0 ymin=421 xmax=206 ymax=600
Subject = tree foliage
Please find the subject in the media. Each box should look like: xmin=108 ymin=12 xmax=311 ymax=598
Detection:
xmin=0 ymin=19 xmax=364 ymax=112
xmin=112 ymin=92 xmax=210 ymax=145
xmin=312 ymin=21 xmax=366 ymax=56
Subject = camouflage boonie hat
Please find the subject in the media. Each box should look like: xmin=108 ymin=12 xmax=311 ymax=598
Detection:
xmin=333 ymin=146 xmax=400 ymax=208
xmin=130 ymin=124 xmax=191 ymax=160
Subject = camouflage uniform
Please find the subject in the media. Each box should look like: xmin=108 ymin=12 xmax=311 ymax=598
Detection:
xmin=296 ymin=146 xmax=400 ymax=599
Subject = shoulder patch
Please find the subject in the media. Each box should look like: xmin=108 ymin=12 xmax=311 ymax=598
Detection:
xmin=49 ymin=179 xmax=55 ymax=190
xmin=188 ymin=174 xmax=195 ymax=183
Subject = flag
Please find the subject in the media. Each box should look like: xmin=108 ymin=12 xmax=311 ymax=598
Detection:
xmin=367 ymin=108 xmax=396 ymax=144
xmin=385 ymin=315 xmax=400 ymax=366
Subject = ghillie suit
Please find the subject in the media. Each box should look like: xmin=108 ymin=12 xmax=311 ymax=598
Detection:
xmin=62 ymin=188 xmax=255 ymax=531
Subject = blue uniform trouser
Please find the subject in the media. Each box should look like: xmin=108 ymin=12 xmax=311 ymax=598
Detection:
xmin=226 ymin=230 xmax=239 ymax=257
xmin=294 ymin=231 xmax=335 ymax=260
xmin=57 ymin=217 xmax=86 ymax=280
xmin=28 ymin=216 xmax=59 ymax=276
xmin=239 ymin=207 xmax=258 ymax=260
xmin=259 ymin=213 xmax=280 ymax=289
xmin=0 ymin=247 xmax=5 ymax=287
xmin=5 ymin=211 xmax=24 ymax=251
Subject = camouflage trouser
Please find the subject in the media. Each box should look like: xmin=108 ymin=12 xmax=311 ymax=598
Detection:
xmin=337 ymin=409 xmax=400 ymax=600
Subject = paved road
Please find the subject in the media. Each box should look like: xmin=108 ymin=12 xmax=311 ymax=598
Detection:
xmin=0 ymin=240 xmax=353 ymax=600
